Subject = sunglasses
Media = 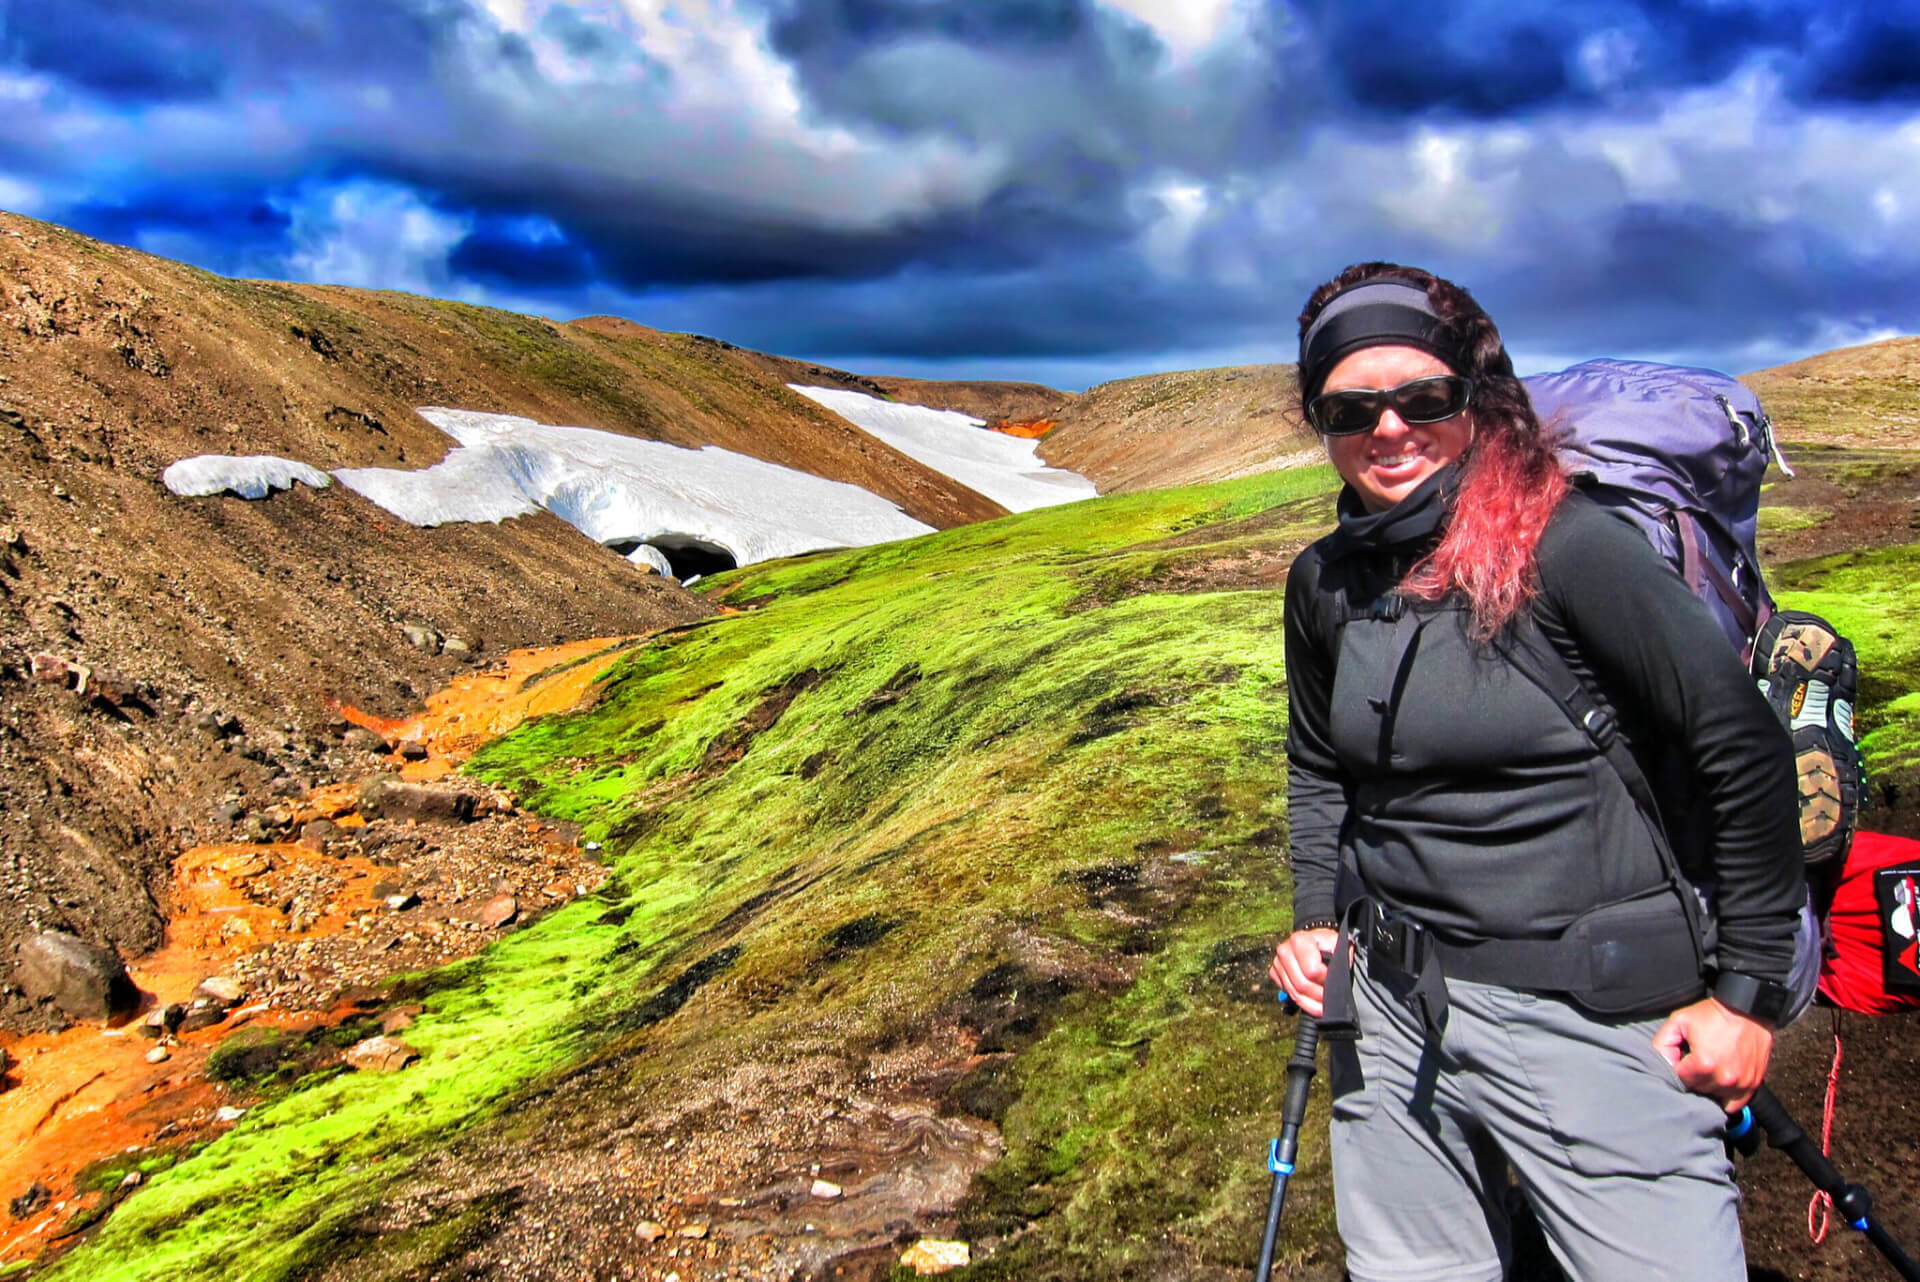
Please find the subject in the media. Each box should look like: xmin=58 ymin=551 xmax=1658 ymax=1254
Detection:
xmin=1306 ymin=374 xmax=1473 ymax=436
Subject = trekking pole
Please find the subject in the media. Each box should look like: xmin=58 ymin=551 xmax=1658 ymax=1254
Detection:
xmin=1735 ymin=1085 xmax=1920 ymax=1282
xmin=1254 ymin=998 xmax=1320 ymax=1281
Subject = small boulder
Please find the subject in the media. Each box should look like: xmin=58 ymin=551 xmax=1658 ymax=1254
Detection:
xmin=359 ymin=777 xmax=475 ymax=824
xmin=379 ymin=1008 xmax=419 ymax=1035
xmin=401 ymin=624 xmax=441 ymax=655
xmin=343 ymin=1035 xmax=419 ymax=1073
xmin=809 ymin=1179 xmax=843 ymax=1200
xmin=194 ymin=976 xmax=246 ymax=1007
xmin=27 ymin=653 xmax=68 ymax=684
xmin=441 ymin=636 xmax=475 ymax=662
xmin=298 ymin=818 xmax=341 ymax=851
xmin=15 ymin=931 xmax=139 ymax=1022
xmin=900 ymin=1240 xmax=971 ymax=1275
xmin=396 ymin=739 xmax=429 ymax=762
xmin=342 ymin=727 xmax=391 ymax=754
xmin=145 ymin=1045 xmax=171 ymax=1064
xmin=139 ymin=1004 xmax=185 ymax=1038
xmin=178 ymin=999 xmax=230 ymax=1034
xmin=213 ymin=800 xmax=246 ymax=824
xmin=476 ymin=894 xmax=518 ymax=930
xmin=9 ymin=1183 xmax=49 ymax=1220
xmin=637 ymin=1221 xmax=668 ymax=1243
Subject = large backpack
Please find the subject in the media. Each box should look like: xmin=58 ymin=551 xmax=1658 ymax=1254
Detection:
xmin=1522 ymin=360 xmax=1874 ymax=1017
xmin=1526 ymin=359 xmax=1781 ymax=657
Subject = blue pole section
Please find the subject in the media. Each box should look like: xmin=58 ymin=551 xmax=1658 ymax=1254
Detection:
xmin=1254 ymin=995 xmax=1321 ymax=1280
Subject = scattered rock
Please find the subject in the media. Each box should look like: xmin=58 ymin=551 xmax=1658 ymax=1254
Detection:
xmin=677 ymin=1223 xmax=709 ymax=1240
xmin=384 ymin=892 xmax=419 ymax=912
xmin=27 ymin=653 xmax=69 ymax=684
xmin=809 ymin=1179 xmax=843 ymax=1200
xmin=270 ymin=775 xmax=308 ymax=799
xmin=396 ymin=739 xmax=429 ymax=762
xmin=343 ymin=1035 xmax=419 ymax=1073
xmin=194 ymin=975 xmax=246 ymax=1006
xmin=379 ymin=1008 xmax=419 ymax=1035
xmin=342 ymin=727 xmax=391 ymax=754
xmin=442 ymin=636 xmax=475 ymax=662
xmin=178 ymin=1000 xmax=231 ymax=1034
xmin=359 ymin=777 xmax=476 ymax=824
xmin=401 ymin=624 xmax=442 ymax=655
xmin=476 ymin=894 xmax=518 ymax=930
xmin=145 ymin=1045 xmax=170 ymax=1064
xmin=139 ymin=1004 xmax=184 ymax=1038
xmin=900 ymin=1240 xmax=971 ymax=1274
xmin=214 ymin=1106 xmax=247 ymax=1122
xmin=637 ymin=1221 xmax=668 ymax=1243
xmin=213 ymin=799 xmax=246 ymax=824
xmin=14 ymin=930 xmax=140 ymax=1022
xmin=299 ymin=818 xmax=342 ymax=851
xmin=9 ymin=1182 xmax=49 ymax=1220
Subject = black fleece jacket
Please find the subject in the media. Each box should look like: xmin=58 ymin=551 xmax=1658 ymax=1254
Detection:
xmin=1284 ymin=472 xmax=1806 ymax=983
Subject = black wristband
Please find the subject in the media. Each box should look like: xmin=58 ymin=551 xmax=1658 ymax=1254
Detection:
xmin=1713 ymin=972 xmax=1794 ymax=1025
xmin=1294 ymin=917 xmax=1338 ymax=933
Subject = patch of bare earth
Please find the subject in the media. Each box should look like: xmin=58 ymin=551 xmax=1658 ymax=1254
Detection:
xmin=0 ymin=639 xmax=639 ymax=1265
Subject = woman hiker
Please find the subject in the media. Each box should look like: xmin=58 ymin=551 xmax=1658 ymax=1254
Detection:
xmin=1266 ymin=262 xmax=1807 ymax=1281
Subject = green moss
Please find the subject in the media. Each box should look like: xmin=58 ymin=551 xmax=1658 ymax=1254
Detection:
xmin=42 ymin=463 xmax=1352 ymax=1280
xmin=1756 ymin=505 xmax=1830 ymax=534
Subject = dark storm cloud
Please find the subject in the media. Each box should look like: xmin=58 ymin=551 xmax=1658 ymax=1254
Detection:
xmin=1799 ymin=12 xmax=1920 ymax=103
xmin=2 ymin=0 xmax=1916 ymax=384
xmin=1286 ymin=0 xmax=1920 ymax=117
xmin=0 ymin=0 xmax=456 ymax=104
xmin=62 ymin=185 xmax=294 ymax=259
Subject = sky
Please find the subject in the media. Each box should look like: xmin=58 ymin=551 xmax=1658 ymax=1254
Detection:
xmin=3 ymin=0 xmax=1919 ymax=390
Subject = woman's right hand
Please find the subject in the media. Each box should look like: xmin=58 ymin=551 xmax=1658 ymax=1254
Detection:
xmin=1268 ymin=927 xmax=1340 ymax=1017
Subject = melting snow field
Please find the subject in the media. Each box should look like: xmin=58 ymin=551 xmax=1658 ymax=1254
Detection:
xmin=788 ymin=385 xmax=1096 ymax=512
xmin=161 ymin=455 xmax=332 ymax=500
xmin=165 ymin=409 xmax=934 ymax=571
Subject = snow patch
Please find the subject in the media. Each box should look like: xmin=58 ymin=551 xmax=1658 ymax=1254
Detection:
xmin=163 ymin=455 xmax=334 ymax=500
xmin=788 ymin=385 xmax=1096 ymax=513
xmin=331 ymin=407 xmax=934 ymax=567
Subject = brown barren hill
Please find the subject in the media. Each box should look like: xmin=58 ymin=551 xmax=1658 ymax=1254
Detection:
xmin=0 ymin=210 xmax=1001 ymax=1027
xmin=1744 ymin=335 xmax=1920 ymax=448
xmin=1037 ymin=363 xmax=1319 ymax=493
xmin=737 ymin=349 xmax=1072 ymax=425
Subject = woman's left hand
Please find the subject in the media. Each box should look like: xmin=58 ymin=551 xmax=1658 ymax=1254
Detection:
xmin=1652 ymin=997 xmax=1775 ymax=1110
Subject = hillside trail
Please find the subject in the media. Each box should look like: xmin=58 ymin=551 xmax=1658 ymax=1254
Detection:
xmin=0 ymin=634 xmax=649 ymax=1265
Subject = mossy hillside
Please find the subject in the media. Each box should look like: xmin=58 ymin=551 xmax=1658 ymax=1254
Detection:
xmin=1772 ymin=541 xmax=1920 ymax=794
xmin=53 ymin=465 xmax=1340 ymax=1280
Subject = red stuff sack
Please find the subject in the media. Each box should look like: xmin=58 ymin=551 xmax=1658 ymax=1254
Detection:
xmin=1818 ymin=830 xmax=1920 ymax=1015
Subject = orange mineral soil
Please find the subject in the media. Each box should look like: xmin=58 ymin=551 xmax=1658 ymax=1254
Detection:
xmin=0 ymin=635 xmax=644 ymax=1263
xmin=987 ymin=417 xmax=1058 ymax=439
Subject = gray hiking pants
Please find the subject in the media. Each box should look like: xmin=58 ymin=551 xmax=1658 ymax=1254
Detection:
xmin=1328 ymin=955 xmax=1745 ymax=1282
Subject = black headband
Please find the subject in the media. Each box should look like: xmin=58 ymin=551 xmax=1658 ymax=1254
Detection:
xmin=1298 ymin=280 xmax=1469 ymax=399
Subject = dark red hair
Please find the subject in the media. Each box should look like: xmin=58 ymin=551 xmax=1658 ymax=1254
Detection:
xmin=1298 ymin=262 xmax=1568 ymax=637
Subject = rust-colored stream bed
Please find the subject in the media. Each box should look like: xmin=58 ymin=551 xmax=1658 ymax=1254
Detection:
xmin=0 ymin=635 xmax=643 ymax=1263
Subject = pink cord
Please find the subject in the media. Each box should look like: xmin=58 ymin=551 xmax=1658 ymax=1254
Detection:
xmin=1809 ymin=1010 xmax=1845 ymax=1244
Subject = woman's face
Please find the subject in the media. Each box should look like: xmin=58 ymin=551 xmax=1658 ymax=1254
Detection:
xmin=1317 ymin=344 xmax=1474 ymax=513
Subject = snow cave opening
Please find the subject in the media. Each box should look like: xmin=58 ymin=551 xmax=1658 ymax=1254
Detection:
xmin=606 ymin=536 xmax=738 ymax=580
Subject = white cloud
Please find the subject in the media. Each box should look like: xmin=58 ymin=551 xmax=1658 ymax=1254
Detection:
xmin=1098 ymin=0 xmax=1247 ymax=62
xmin=283 ymin=182 xmax=472 ymax=295
xmin=422 ymin=0 xmax=1008 ymax=232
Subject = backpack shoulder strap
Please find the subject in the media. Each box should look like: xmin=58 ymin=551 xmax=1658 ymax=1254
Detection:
xmin=1494 ymin=612 xmax=1700 ymax=919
